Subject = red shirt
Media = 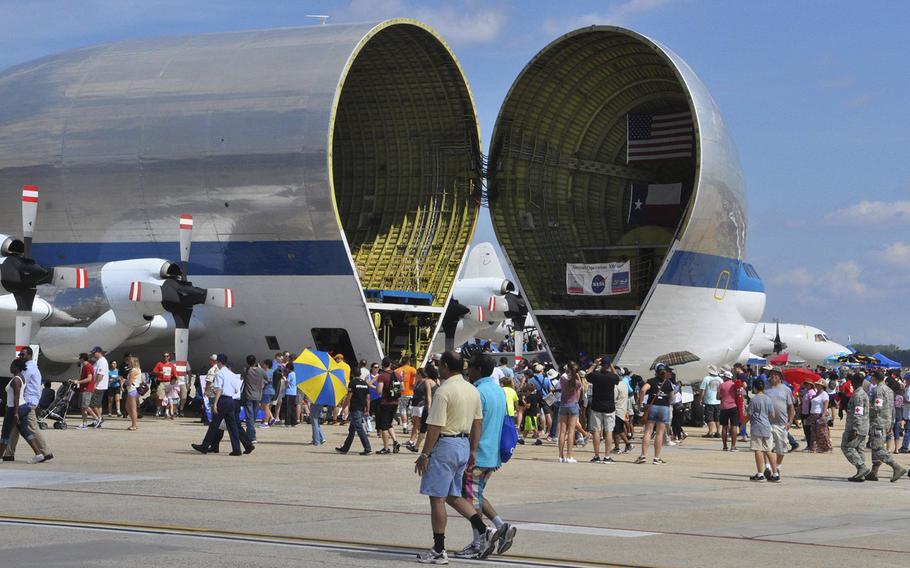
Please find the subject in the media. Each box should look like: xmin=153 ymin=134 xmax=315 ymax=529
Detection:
xmin=80 ymin=361 xmax=96 ymax=392
xmin=153 ymin=361 xmax=178 ymax=381
xmin=718 ymin=380 xmax=737 ymax=410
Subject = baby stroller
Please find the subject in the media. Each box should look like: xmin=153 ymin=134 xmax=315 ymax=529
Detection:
xmin=38 ymin=381 xmax=77 ymax=430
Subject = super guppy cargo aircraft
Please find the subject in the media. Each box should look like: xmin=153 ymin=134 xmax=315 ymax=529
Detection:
xmin=0 ymin=21 xmax=765 ymax=380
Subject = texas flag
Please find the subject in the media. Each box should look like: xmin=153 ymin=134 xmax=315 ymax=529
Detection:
xmin=627 ymin=182 xmax=682 ymax=227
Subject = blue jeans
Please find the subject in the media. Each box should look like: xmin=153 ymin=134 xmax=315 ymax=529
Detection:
xmin=339 ymin=409 xmax=371 ymax=452
xmin=242 ymin=399 xmax=257 ymax=442
xmin=1 ymin=405 xmax=34 ymax=444
xmin=311 ymin=404 xmax=326 ymax=445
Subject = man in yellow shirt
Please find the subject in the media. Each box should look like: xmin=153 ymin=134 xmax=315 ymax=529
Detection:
xmin=415 ymin=352 xmax=495 ymax=564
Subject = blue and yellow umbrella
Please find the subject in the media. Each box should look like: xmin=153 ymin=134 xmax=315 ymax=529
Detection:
xmin=294 ymin=349 xmax=349 ymax=406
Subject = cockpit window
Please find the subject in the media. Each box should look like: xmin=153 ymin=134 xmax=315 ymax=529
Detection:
xmin=814 ymin=334 xmax=827 ymax=342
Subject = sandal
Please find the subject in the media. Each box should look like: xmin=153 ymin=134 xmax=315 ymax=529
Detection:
xmin=633 ymin=455 xmax=647 ymax=464
xmin=127 ymin=426 xmax=138 ymax=431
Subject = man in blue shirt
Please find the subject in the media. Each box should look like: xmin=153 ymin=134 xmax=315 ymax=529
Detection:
xmin=453 ymin=354 xmax=518 ymax=559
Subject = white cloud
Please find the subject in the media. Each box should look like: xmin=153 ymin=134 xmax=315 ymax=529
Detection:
xmin=542 ymin=0 xmax=673 ymax=35
xmin=768 ymin=267 xmax=812 ymax=287
xmin=826 ymin=261 xmax=867 ymax=296
xmin=876 ymin=241 xmax=910 ymax=267
xmin=344 ymin=0 xmax=507 ymax=45
xmin=824 ymin=200 xmax=910 ymax=225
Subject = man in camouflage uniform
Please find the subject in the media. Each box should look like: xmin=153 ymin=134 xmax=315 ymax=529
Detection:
xmin=866 ymin=371 xmax=907 ymax=482
xmin=842 ymin=373 xmax=870 ymax=481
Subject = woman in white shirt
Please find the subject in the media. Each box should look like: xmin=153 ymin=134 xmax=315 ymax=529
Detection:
xmin=0 ymin=358 xmax=45 ymax=462
xmin=808 ymin=379 xmax=831 ymax=453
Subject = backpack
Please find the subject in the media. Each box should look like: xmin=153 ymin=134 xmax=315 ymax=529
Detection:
xmin=500 ymin=415 xmax=519 ymax=463
xmin=384 ymin=370 xmax=402 ymax=400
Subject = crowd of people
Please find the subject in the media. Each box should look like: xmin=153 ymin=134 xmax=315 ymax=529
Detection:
xmin=3 ymin=341 xmax=909 ymax=563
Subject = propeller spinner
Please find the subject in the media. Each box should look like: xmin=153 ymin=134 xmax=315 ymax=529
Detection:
xmin=128 ymin=215 xmax=234 ymax=378
xmin=0 ymin=185 xmax=88 ymax=356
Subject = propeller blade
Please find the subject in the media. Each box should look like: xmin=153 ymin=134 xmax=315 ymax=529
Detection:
xmin=14 ymin=311 xmax=32 ymax=356
xmin=178 ymin=214 xmax=193 ymax=277
xmin=174 ymin=327 xmax=189 ymax=379
xmin=204 ymin=288 xmax=235 ymax=308
xmin=51 ymin=267 xmax=88 ymax=289
xmin=21 ymin=185 xmax=38 ymax=257
xmin=128 ymin=281 xmax=163 ymax=303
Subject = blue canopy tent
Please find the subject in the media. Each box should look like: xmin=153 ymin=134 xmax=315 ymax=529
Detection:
xmin=873 ymin=352 xmax=902 ymax=368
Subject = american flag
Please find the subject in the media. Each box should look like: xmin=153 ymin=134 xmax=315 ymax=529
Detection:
xmin=626 ymin=111 xmax=694 ymax=163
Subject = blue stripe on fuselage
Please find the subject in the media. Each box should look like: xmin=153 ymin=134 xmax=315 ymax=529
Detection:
xmin=659 ymin=250 xmax=765 ymax=293
xmin=31 ymin=240 xmax=354 ymax=276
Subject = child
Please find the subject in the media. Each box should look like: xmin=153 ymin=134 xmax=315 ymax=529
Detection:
xmin=523 ymin=384 xmax=541 ymax=443
xmin=166 ymin=376 xmax=180 ymax=419
xmin=747 ymin=380 xmax=779 ymax=482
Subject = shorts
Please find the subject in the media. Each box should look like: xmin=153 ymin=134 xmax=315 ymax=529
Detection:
xmin=750 ymin=435 xmax=772 ymax=452
xmin=80 ymin=392 xmax=93 ymax=409
xmin=647 ymin=405 xmax=671 ymax=424
xmin=704 ymin=404 xmax=720 ymax=423
xmin=420 ymin=436 xmax=469 ymax=498
xmin=260 ymin=392 xmax=275 ymax=405
xmin=719 ymin=408 xmax=740 ymax=427
xmin=589 ymin=411 xmax=615 ymax=433
xmin=377 ymin=404 xmax=397 ymax=431
xmin=128 ymin=390 xmax=139 ymax=398
xmin=398 ymin=395 xmax=412 ymax=415
xmin=411 ymin=405 xmax=425 ymax=418
xmin=169 ymin=397 xmax=180 ymax=404
xmin=90 ymin=390 xmax=104 ymax=408
xmin=523 ymin=415 xmax=539 ymax=431
xmin=771 ymin=424 xmax=788 ymax=455
xmin=613 ymin=416 xmax=626 ymax=434
xmin=462 ymin=466 xmax=496 ymax=509
xmin=559 ymin=402 xmax=580 ymax=416
xmin=108 ymin=385 xmax=120 ymax=394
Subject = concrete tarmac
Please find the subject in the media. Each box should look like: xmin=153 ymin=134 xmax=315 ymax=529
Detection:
xmin=1 ymin=414 xmax=908 ymax=567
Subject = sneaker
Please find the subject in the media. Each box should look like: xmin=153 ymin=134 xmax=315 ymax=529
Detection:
xmin=624 ymin=443 xmax=634 ymax=453
xmin=601 ymin=457 xmax=615 ymax=464
xmin=652 ymin=458 xmax=666 ymax=465
xmin=191 ymin=444 xmax=208 ymax=454
xmin=416 ymin=548 xmax=449 ymax=565
xmin=722 ymin=446 xmax=729 ymax=451
xmin=77 ymin=424 xmax=89 ymax=430
xmin=377 ymin=448 xmax=391 ymax=455
xmin=667 ymin=440 xmax=678 ymax=446
xmin=590 ymin=456 xmax=602 ymax=463
xmin=534 ymin=439 xmax=543 ymax=446
xmin=517 ymin=438 xmax=525 ymax=445
xmin=393 ymin=441 xmax=401 ymax=454
xmin=729 ymin=447 xmax=739 ymax=452
xmin=763 ymin=467 xmax=773 ymax=481
xmin=611 ymin=447 xmax=621 ymax=454
xmin=335 ymin=447 xmax=348 ymax=454
xmin=477 ymin=528 xmax=498 ymax=560
xmin=750 ymin=473 xmax=765 ymax=482
xmin=891 ymin=467 xmax=908 ymax=483
xmin=28 ymin=454 xmax=46 ymax=464
xmin=260 ymin=423 xmax=270 ymax=429
xmin=453 ymin=543 xmax=481 ymax=559
xmin=2 ymin=456 xmax=14 ymax=462
xmin=633 ymin=455 xmax=647 ymax=464
xmin=558 ymin=457 xmax=566 ymax=463
xmin=769 ymin=474 xmax=781 ymax=483
xmin=360 ymin=450 xmax=372 ymax=456
xmin=565 ymin=457 xmax=577 ymax=463
xmin=495 ymin=523 xmax=517 ymax=555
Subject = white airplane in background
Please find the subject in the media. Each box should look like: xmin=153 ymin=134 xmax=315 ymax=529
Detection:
xmin=431 ymin=242 xmax=531 ymax=355
xmin=746 ymin=321 xmax=850 ymax=367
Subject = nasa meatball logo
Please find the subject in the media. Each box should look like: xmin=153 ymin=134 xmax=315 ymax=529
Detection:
xmin=591 ymin=274 xmax=606 ymax=294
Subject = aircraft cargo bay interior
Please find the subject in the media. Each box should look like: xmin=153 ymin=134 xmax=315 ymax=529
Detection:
xmin=488 ymin=29 xmax=697 ymax=360
xmin=331 ymin=23 xmax=482 ymax=362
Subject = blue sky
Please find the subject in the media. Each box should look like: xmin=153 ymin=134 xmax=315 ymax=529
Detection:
xmin=2 ymin=1 xmax=908 ymax=345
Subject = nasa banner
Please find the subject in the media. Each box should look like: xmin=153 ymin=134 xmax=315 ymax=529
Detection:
xmin=566 ymin=262 xmax=631 ymax=296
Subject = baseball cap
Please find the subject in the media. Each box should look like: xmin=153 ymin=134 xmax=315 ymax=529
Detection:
xmin=90 ymin=346 xmax=104 ymax=354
